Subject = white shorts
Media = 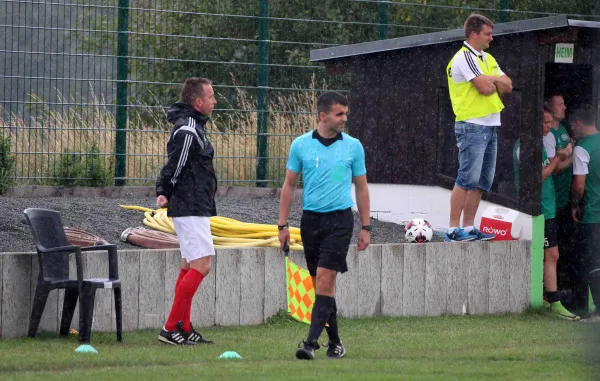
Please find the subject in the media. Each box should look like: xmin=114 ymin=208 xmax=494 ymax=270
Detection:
xmin=172 ymin=216 xmax=215 ymax=262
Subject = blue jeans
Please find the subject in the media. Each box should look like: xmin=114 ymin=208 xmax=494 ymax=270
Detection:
xmin=454 ymin=122 xmax=498 ymax=193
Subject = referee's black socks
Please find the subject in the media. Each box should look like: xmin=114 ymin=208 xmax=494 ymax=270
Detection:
xmin=325 ymin=298 xmax=341 ymax=344
xmin=307 ymin=295 xmax=335 ymax=344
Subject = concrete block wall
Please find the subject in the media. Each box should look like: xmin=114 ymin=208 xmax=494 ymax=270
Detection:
xmin=0 ymin=241 xmax=530 ymax=339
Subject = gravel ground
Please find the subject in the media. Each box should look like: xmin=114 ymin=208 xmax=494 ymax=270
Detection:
xmin=0 ymin=196 xmax=441 ymax=253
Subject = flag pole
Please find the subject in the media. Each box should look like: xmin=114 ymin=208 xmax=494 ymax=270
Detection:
xmin=283 ymin=243 xmax=290 ymax=318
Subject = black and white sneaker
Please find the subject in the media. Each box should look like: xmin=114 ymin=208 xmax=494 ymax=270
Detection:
xmin=295 ymin=339 xmax=319 ymax=360
xmin=183 ymin=324 xmax=214 ymax=344
xmin=324 ymin=340 xmax=347 ymax=359
xmin=158 ymin=322 xmax=196 ymax=345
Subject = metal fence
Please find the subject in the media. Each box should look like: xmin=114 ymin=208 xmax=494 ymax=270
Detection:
xmin=1 ymin=0 xmax=599 ymax=187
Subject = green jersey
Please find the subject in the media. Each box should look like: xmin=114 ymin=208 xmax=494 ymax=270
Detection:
xmin=574 ymin=133 xmax=600 ymax=224
xmin=551 ymin=123 xmax=572 ymax=208
xmin=541 ymin=145 xmax=556 ymax=220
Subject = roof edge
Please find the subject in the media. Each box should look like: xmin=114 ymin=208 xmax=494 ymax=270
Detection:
xmin=310 ymin=15 xmax=569 ymax=62
xmin=568 ymin=19 xmax=600 ymax=28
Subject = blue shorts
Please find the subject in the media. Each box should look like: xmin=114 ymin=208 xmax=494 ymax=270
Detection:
xmin=454 ymin=122 xmax=498 ymax=193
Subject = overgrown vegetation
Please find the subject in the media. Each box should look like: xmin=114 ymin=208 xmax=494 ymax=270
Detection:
xmin=4 ymin=1 xmax=598 ymax=187
xmin=73 ymin=0 xmax=598 ymax=107
xmin=53 ymin=143 xmax=113 ymax=187
xmin=0 ymin=133 xmax=17 ymax=194
xmin=0 ymin=78 xmax=321 ymax=187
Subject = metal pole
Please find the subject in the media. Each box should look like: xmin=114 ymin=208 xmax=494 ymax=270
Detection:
xmin=378 ymin=1 xmax=389 ymax=40
xmin=256 ymin=0 xmax=269 ymax=187
xmin=499 ymin=0 xmax=509 ymax=23
xmin=115 ymin=0 xmax=129 ymax=186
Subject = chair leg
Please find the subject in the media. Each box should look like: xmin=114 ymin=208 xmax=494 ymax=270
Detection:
xmin=59 ymin=288 xmax=79 ymax=337
xmin=78 ymin=285 xmax=96 ymax=344
xmin=114 ymin=287 xmax=123 ymax=342
xmin=28 ymin=282 xmax=51 ymax=338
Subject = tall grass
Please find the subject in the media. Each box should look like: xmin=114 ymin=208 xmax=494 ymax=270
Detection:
xmin=0 ymin=78 xmax=324 ymax=187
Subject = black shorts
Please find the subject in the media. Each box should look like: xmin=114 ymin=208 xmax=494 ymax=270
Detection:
xmin=300 ymin=208 xmax=354 ymax=276
xmin=577 ymin=223 xmax=600 ymax=270
xmin=555 ymin=206 xmax=576 ymax=251
xmin=544 ymin=218 xmax=558 ymax=249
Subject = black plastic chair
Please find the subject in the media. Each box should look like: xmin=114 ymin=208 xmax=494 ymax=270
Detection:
xmin=24 ymin=208 xmax=122 ymax=343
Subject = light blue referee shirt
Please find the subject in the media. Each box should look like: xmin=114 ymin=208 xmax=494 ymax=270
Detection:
xmin=286 ymin=130 xmax=366 ymax=213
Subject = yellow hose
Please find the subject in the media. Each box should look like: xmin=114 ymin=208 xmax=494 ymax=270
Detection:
xmin=153 ymin=210 xmax=172 ymax=231
xmin=214 ymin=236 xmax=279 ymax=248
xmin=120 ymin=205 xmax=154 ymax=213
xmin=143 ymin=217 xmax=173 ymax=234
xmin=124 ymin=205 xmax=304 ymax=251
xmin=212 ymin=229 xmax=302 ymax=242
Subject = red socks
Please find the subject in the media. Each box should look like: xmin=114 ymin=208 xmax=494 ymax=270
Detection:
xmin=165 ymin=268 xmax=204 ymax=331
xmin=175 ymin=268 xmax=188 ymax=290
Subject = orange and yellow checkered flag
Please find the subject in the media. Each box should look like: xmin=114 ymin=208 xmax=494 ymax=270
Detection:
xmin=285 ymin=256 xmax=316 ymax=325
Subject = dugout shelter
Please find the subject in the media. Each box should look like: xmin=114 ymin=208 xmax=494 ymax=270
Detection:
xmin=310 ymin=15 xmax=600 ymax=217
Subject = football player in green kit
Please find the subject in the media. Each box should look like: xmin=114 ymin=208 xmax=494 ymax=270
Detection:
xmin=570 ymin=104 xmax=600 ymax=322
xmin=541 ymin=107 xmax=580 ymax=321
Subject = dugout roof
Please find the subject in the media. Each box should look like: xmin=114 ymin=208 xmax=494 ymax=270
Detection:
xmin=310 ymin=15 xmax=600 ymax=63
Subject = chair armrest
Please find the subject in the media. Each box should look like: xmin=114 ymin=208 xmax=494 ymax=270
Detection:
xmin=39 ymin=245 xmax=84 ymax=283
xmin=80 ymin=244 xmax=117 ymax=252
xmin=72 ymin=246 xmax=84 ymax=287
xmin=39 ymin=245 xmax=80 ymax=253
xmin=81 ymin=244 xmax=119 ymax=279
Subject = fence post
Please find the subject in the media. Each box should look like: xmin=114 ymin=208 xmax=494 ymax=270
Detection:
xmin=378 ymin=1 xmax=389 ymax=40
xmin=115 ymin=0 xmax=129 ymax=186
xmin=499 ymin=0 xmax=509 ymax=23
xmin=256 ymin=0 xmax=270 ymax=187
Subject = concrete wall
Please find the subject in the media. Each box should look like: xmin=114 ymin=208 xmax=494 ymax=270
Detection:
xmin=352 ymin=184 xmax=534 ymax=240
xmin=0 ymin=241 xmax=530 ymax=339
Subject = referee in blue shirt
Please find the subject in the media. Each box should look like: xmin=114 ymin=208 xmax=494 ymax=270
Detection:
xmin=278 ymin=91 xmax=371 ymax=360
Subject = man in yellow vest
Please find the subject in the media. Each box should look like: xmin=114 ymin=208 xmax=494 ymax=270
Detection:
xmin=445 ymin=13 xmax=513 ymax=242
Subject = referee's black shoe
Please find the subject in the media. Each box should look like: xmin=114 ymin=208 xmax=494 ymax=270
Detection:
xmin=324 ymin=340 xmax=347 ymax=359
xmin=296 ymin=339 xmax=319 ymax=360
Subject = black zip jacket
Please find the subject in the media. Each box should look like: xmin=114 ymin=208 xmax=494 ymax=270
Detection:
xmin=156 ymin=102 xmax=217 ymax=217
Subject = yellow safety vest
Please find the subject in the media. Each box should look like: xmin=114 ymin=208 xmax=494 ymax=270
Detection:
xmin=446 ymin=46 xmax=504 ymax=121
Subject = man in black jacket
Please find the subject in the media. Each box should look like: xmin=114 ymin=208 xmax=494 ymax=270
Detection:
xmin=156 ymin=77 xmax=218 ymax=345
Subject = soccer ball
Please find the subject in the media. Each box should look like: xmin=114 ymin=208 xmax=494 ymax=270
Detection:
xmin=404 ymin=218 xmax=433 ymax=243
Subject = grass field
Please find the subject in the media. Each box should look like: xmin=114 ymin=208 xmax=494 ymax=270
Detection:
xmin=0 ymin=312 xmax=597 ymax=381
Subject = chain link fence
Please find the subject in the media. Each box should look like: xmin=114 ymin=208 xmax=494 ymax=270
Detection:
xmin=1 ymin=0 xmax=598 ymax=188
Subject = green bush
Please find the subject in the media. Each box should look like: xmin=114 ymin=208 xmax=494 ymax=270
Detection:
xmin=0 ymin=134 xmax=17 ymax=195
xmin=54 ymin=151 xmax=85 ymax=187
xmin=85 ymin=144 xmax=113 ymax=187
xmin=53 ymin=143 xmax=113 ymax=187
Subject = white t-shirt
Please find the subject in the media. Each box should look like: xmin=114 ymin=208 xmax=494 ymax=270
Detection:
xmin=451 ymin=42 xmax=505 ymax=126
xmin=573 ymin=146 xmax=590 ymax=175
xmin=543 ymin=133 xmax=556 ymax=158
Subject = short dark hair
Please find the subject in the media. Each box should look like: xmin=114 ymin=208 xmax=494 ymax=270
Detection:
xmin=317 ymin=92 xmax=348 ymax=114
xmin=544 ymin=93 xmax=563 ymax=106
xmin=180 ymin=77 xmax=212 ymax=105
xmin=464 ymin=13 xmax=494 ymax=39
xmin=570 ymin=104 xmax=597 ymax=126
xmin=543 ymin=104 xmax=553 ymax=115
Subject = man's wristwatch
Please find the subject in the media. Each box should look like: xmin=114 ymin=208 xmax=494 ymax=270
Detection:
xmin=361 ymin=225 xmax=372 ymax=232
xmin=278 ymin=222 xmax=289 ymax=230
